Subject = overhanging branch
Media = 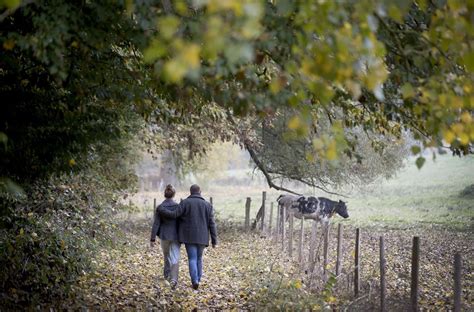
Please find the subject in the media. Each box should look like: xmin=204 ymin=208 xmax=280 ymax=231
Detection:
xmin=245 ymin=141 xmax=302 ymax=196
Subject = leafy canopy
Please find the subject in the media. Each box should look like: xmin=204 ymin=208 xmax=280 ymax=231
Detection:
xmin=142 ymin=0 xmax=473 ymax=166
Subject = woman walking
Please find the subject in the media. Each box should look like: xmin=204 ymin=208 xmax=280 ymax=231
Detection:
xmin=150 ymin=184 xmax=180 ymax=289
xmin=158 ymin=184 xmax=217 ymax=290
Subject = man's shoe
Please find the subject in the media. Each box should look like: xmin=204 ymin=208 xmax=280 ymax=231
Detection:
xmin=170 ymin=281 xmax=177 ymax=290
xmin=192 ymin=283 xmax=199 ymax=290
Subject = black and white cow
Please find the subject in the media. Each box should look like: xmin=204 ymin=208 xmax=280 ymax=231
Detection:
xmin=277 ymin=194 xmax=349 ymax=226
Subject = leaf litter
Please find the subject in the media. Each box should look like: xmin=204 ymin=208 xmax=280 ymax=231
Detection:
xmin=64 ymin=217 xmax=473 ymax=311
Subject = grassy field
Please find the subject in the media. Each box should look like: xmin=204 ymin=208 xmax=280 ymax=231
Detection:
xmin=345 ymin=154 xmax=474 ymax=230
xmin=133 ymin=154 xmax=474 ymax=231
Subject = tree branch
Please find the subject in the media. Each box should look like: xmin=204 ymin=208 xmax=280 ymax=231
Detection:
xmin=245 ymin=141 xmax=302 ymax=196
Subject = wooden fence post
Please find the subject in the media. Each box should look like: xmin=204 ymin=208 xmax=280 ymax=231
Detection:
xmin=288 ymin=213 xmax=294 ymax=257
xmin=454 ymin=252 xmax=462 ymax=312
xmin=298 ymin=217 xmax=305 ymax=264
xmin=282 ymin=205 xmax=286 ymax=250
xmin=268 ymin=202 xmax=273 ymax=235
xmin=309 ymin=221 xmax=318 ymax=264
xmin=245 ymin=197 xmax=251 ymax=231
xmin=336 ymin=224 xmax=343 ymax=277
xmin=355 ymin=228 xmax=360 ymax=297
xmin=210 ymin=197 xmax=213 ymax=206
xmin=410 ymin=236 xmax=420 ymax=312
xmin=153 ymin=198 xmax=156 ymax=209
xmin=260 ymin=191 xmax=266 ymax=231
xmin=323 ymin=224 xmax=330 ymax=280
xmin=380 ymin=236 xmax=386 ymax=312
xmin=275 ymin=203 xmax=280 ymax=240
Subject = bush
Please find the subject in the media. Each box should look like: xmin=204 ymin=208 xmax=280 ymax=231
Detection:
xmin=460 ymin=184 xmax=474 ymax=198
xmin=0 ymin=144 xmax=138 ymax=308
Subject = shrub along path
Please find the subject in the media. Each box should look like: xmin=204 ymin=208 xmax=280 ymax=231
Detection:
xmin=65 ymin=216 xmax=473 ymax=311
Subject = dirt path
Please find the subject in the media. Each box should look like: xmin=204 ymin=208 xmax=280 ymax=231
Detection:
xmin=66 ymin=217 xmax=473 ymax=311
xmin=68 ymin=218 xmax=305 ymax=310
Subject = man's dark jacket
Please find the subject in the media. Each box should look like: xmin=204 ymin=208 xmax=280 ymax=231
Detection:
xmin=158 ymin=194 xmax=217 ymax=246
xmin=150 ymin=198 xmax=179 ymax=242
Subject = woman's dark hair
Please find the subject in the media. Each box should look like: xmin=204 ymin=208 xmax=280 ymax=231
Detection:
xmin=164 ymin=184 xmax=176 ymax=198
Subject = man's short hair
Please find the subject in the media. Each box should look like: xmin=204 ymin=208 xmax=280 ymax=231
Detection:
xmin=190 ymin=184 xmax=201 ymax=194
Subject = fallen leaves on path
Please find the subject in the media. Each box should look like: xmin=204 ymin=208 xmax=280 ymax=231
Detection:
xmin=66 ymin=218 xmax=312 ymax=310
xmin=65 ymin=218 xmax=473 ymax=311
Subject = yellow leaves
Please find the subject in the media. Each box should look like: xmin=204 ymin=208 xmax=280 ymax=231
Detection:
xmin=452 ymin=123 xmax=464 ymax=135
xmin=163 ymin=43 xmax=202 ymax=83
xmin=19 ymin=228 xmax=24 ymax=236
xmin=3 ymin=39 xmax=15 ymax=50
xmin=362 ymin=59 xmax=388 ymax=93
xmin=461 ymin=112 xmax=472 ymax=124
xmin=326 ymin=140 xmax=337 ymax=161
xmin=459 ymin=133 xmax=470 ymax=145
xmin=443 ymin=129 xmax=455 ymax=144
xmin=158 ymin=16 xmax=180 ymax=40
xmin=287 ymin=115 xmax=308 ymax=137
xmin=294 ymin=280 xmax=302 ymax=289
xmin=326 ymin=295 xmax=337 ymax=303
xmin=207 ymin=0 xmax=243 ymax=15
xmin=269 ymin=75 xmax=287 ymax=94
xmin=69 ymin=159 xmax=76 ymax=167
xmin=182 ymin=44 xmax=201 ymax=69
xmin=401 ymin=83 xmax=415 ymax=99
xmin=1 ymin=0 xmax=20 ymax=9
xmin=287 ymin=116 xmax=301 ymax=130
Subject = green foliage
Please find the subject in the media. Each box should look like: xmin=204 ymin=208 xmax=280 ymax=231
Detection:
xmin=0 ymin=0 xmax=151 ymax=183
xmin=0 ymin=156 xmax=136 ymax=308
xmin=0 ymin=209 xmax=92 ymax=306
xmin=143 ymin=0 xmax=473 ymax=159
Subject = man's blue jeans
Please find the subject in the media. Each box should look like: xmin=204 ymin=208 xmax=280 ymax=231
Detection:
xmin=185 ymin=243 xmax=205 ymax=285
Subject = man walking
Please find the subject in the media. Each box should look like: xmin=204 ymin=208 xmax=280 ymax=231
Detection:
xmin=158 ymin=184 xmax=217 ymax=289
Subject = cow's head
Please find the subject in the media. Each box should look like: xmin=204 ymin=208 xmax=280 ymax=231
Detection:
xmin=336 ymin=200 xmax=349 ymax=218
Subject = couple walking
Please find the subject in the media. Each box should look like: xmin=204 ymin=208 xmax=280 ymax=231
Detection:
xmin=150 ymin=184 xmax=217 ymax=290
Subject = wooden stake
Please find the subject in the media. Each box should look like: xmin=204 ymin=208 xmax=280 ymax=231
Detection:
xmin=244 ymin=197 xmax=251 ymax=231
xmin=454 ymin=252 xmax=462 ymax=312
xmin=268 ymin=202 xmax=273 ymax=234
xmin=323 ymin=223 xmax=330 ymax=280
xmin=298 ymin=217 xmax=305 ymax=264
xmin=380 ymin=236 xmax=386 ymax=312
xmin=288 ymin=213 xmax=294 ymax=257
xmin=355 ymin=228 xmax=360 ymax=297
xmin=309 ymin=221 xmax=318 ymax=264
xmin=410 ymin=236 xmax=420 ymax=312
xmin=260 ymin=191 xmax=266 ymax=231
xmin=336 ymin=224 xmax=343 ymax=276
xmin=282 ymin=205 xmax=286 ymax=250
xmin=275 ymin=203 xmax=280 ymax=240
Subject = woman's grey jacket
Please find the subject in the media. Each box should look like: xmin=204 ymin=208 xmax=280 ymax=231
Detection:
xmin=158 ymin=194 xmax=217 ymax=246
xmin=150 ymin=198 xmax=179 ymax=242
